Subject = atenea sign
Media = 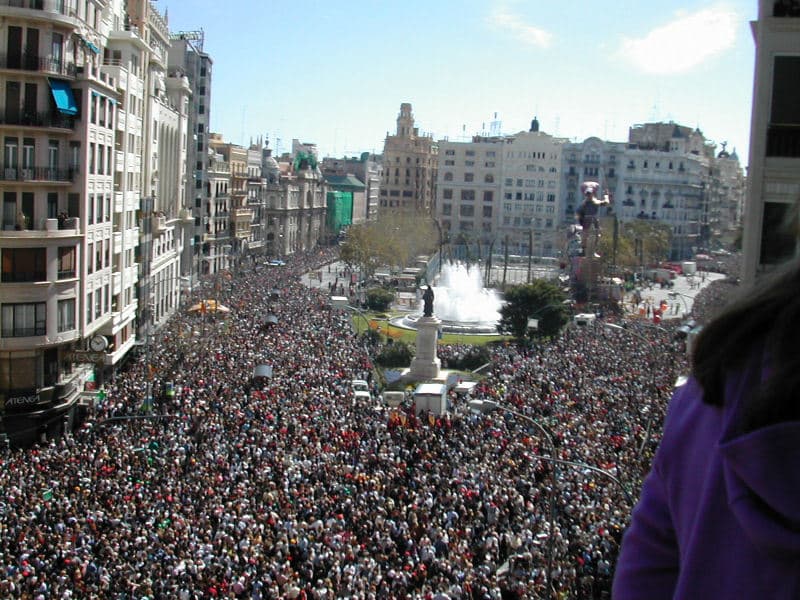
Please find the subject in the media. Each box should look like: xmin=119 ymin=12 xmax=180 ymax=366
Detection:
xmin=4 ymin=392 xmax=41 ymax=407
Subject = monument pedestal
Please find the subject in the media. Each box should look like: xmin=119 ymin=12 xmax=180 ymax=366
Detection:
xmin=409 ymin=316 xmax=441 ymax=380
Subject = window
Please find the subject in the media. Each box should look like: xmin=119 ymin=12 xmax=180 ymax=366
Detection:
xmin=445 ymin=149 xmax=455 ymax=156
xmin=464 ymin=173 xmax=474 ymax=182
xmin=57 ymin=298 xmax=75 ymax=332
xmin=464 ymin=160 xmax=474 ymax=167
xmin=465 ymin=150 xmax=475 ymax=156
xmin=443 ymin=172 xmax=453 ymax=181
xmin=1 ymin=248 xmax=46 ymax=282
xmin=444 ymin=160 xmax=455 ymax=166
xmin=95 ymin=288 xmax=102 ymax=319
xmin=483 ymin=191 xmax=494 ymax=202
xmin=4 ymin=137 xmax=19 ymax=174
xmin=442 ymin=203 xmax=452 ymax=216
xmin=57 ymin=246 xmax=75 ymax=278
xmin=461 ymin=190 xmax=475 ymax=201
xmin=460 ymin=205 xmax=474 ymax=217
xmin=486 ymin=151 xmax=496 ymax=157
xmin=485 ymin=174 xmax=494 ymax=183
xmin=1 ymin=302 xmax=46 ymax=337
xmin=485 ymin=161 xmax=495 ymax=168
xmin=483 ymin=205 xmax=492 ymax=218
xmin=504 ymin=178 xmax=513 ymax=186
xmin=443 ymin=189 xmax=453 ymax=200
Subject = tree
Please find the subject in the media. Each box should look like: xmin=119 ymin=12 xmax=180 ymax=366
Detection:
xmin=498 ymin=280 xmax=570 ymax=340
xmin=596 ymin=218 xmax=672 ymax=272
xmin=376 ymin=341 xmax=415 ymax=367
xmin=365 ymin=287 xmax=395 ymax=311
xmin=339 ymin=213 xmax=439 ymax=277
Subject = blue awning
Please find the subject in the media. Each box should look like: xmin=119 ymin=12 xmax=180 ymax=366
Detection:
xmin=76 ymin=34 xmax=100 ymax=54
xmin=48 ymin=79 xmax=78 ymax=116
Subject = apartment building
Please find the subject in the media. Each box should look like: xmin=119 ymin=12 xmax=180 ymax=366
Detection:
xmin=436 ymin=136 xmax=502 ymax=249
xmin=742 ymin=1 xmax=800 ymax=284
xmin=500 ymin=130 xmax=565 ymax=256
xmin=208 ymin=132 xmax=252 ymax=268
xmin=167 ymin=29 xmax=212 ymax=277
xmin=0 ymin=0 xmax=174 ymax=442
xmin=263 ymin=150 xmax=327 ymax=257
xmin=381 ymin=103 xmax=437 ymax=214
xmin=320 ymin=152 xmax=381 ymax=222
xmin=561 ymin=137 xmax=626 ymax=225
xmin=126 ymin=0 xmax=192 ymax=335
xmin=246 ymin=139 xmax=265 ymax=257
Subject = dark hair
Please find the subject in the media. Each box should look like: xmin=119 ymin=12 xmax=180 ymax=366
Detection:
xmin=692 ymin=258 xmax=800 ymax=431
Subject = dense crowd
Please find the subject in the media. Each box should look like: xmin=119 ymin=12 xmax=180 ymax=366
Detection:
xmin=0 ymin=249 xmax=696 ymax=599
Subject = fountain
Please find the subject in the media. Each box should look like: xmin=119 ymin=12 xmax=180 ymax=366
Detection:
xmin=392 ymin=262 xmax=503 ymax=335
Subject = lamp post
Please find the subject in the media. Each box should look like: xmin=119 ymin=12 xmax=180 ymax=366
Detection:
xmin=432 ymin=218 xmax=443 ymax=276
xmin=469 ymin=399 xmax=634 ymax=598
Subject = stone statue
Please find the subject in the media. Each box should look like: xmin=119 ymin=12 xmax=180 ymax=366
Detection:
xmin=422 ymin=285 xmax=434 ymax=317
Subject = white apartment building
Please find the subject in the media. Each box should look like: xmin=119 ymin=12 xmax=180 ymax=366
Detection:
xmin=435 ymin=129 xmax=566 ymax=259
xmin=499 ymin=131 xmax=565 ymax=256
xmin=167 ymin=30 xmax=213 ymax=279
xmin=204 ymin=147 xmax=230 ymax=274
xmin=742 ymin=1 xmax=800 ymax=284
xmin=436 ymin=137 xmax=502 ymax=248
xmin=126 ymin=0 xmax=191 ymax=334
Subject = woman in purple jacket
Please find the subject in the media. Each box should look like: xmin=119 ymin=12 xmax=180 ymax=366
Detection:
xmin=613 ymin=258 xmax=800 ymax=599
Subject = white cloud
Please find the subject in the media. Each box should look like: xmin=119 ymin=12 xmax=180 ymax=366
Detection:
xmin=619 ymin=5 xmax=738 ymax=74
xmin=487 ymin=4 xmax=552 ymax=48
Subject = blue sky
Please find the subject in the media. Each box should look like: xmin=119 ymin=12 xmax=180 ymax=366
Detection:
xmin=163 ymin=1 xmax=757 ymax=163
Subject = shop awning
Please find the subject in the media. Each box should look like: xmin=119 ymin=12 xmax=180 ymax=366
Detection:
xmin=48 ymin=79 xmax=78 ymax=115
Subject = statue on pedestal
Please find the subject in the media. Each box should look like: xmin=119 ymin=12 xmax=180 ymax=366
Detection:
xmin=422 ymin=285 xmax=435 ymax=317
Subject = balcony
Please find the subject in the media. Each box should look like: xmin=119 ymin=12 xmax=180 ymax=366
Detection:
xmin=0 ymin=107 xmax=74 ymax=129
xmin=0 ymin=0 xmax=77 ymax=15
xmin=0 ymin=52 xmax=77 ymax=77
xmin=153 ymin=214 xmax=167 ymax=235
xmin=0 ymin=166 xmax=76 ymax=183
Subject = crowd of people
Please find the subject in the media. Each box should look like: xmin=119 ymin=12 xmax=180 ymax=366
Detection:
xmin=0 ymin=248 xmax=726 ymax=599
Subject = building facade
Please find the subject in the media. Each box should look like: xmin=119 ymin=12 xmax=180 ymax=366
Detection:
xmin=381 ymin=103 xmax=437 ymax=214
xmin=742 ymin=1 xmax=800 ymax=284
xmin=0 ymin=0 xmax=193 ymax=443
xmin=167 ymin=29 xmax=213 ymax=278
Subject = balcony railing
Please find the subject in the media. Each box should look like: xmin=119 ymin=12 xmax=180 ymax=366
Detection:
xmin=0 ymin=107 xmax=75 ymax=129
xmin=766 ymin=124 xmax=800 ymax=158
xmin=0 ymin=166 xmax=76 ymax=182
xmin=0 ymin=53 xmax=77 ymax=77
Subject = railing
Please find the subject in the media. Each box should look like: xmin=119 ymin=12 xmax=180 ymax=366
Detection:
xmin=0 ymin=107 xmax=75 ymax=129
xmin=0 ymin=166 xmax=76 ymax=182
xmin=1 ymin=270 xmax=46 ymax=282
xmin=0 ymin=53 xmax=77 ymax=76
xmin=0 ymin=0 xmax=76 ymax=16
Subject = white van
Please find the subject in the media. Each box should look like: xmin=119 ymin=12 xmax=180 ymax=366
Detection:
xmin=351 ymin=380 xmax=369 ymax=392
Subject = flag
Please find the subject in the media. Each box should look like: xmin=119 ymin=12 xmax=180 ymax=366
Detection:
xmin=42 ymin=488 xmax=54 ymax=501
